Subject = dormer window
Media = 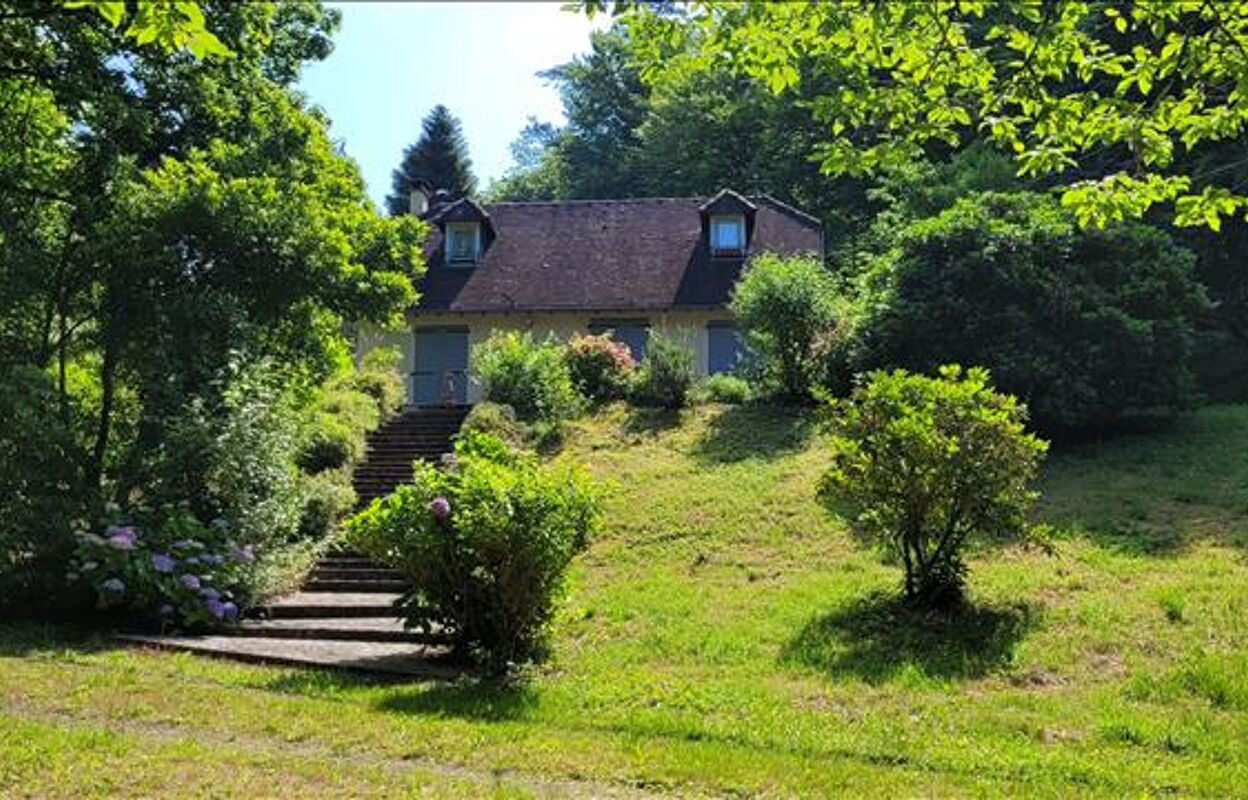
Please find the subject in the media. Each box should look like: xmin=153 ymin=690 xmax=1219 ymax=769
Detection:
xmin=446 ymin=222 xmax=480 ymax=264
xmin=710 ymin=215 xmax=745 ymax=256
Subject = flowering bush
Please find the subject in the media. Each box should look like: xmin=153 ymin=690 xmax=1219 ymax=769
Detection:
xmin=68 ymin=507 xmax=257 ymax=629
xmin=564 ymin=333 xmax=635 ymax=402
xmin=346 ymin=430 xmax=602 ymax=671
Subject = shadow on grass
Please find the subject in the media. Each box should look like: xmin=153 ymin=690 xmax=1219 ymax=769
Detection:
xmin=780 ymin=592 xmax=1039 ymax=683
xmin=375 ymin=678 xmax=538 ymax=721
xmin=692 ymin=404 xmax=815 ymax=463
xmin=621 ymin=406 xmax=684 ymax=437
xmin=0 ymin=622 xmax=117 ymax=658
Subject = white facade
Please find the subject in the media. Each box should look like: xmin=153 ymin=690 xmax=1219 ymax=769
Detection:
xmin=356 ymin=309 xmax=736 ymax=405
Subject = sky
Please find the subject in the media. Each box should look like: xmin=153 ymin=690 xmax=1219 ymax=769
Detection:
xmin=298 ymin=2 xmax=607 ymax=210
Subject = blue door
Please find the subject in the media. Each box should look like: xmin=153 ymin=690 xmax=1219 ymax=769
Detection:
xmin=413 ymin=328 xmax=469 ymax=405
xmin=707 ymin=323 xmax=741 ymax=374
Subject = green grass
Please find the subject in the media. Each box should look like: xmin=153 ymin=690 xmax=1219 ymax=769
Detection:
xmin=4 ymin=403 xmax=1248 ymax=796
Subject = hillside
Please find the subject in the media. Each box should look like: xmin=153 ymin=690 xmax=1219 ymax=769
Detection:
xmin=4 ymin=404 xmax=1248 ymax=795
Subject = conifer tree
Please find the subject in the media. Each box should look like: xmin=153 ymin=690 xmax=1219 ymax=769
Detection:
xmin=386 ymin=104 xmax=478 ymax=215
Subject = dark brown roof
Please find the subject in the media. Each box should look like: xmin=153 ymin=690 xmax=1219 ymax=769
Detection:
xmin=414 ymin=193 xmax=822 ymax=313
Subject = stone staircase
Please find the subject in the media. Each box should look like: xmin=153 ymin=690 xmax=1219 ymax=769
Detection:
xmin=118 ymin=406 xmax=471 ymax=677
xmin=353 ymin=405 xmax=471 ymax=507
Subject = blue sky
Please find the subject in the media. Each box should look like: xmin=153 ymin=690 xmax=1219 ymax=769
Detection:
xmin=298 ymin=2 xmax=606 ymax=210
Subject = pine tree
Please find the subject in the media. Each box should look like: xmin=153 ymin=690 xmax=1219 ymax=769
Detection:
xmin=385 ymin=105 xmax=478 ymax=215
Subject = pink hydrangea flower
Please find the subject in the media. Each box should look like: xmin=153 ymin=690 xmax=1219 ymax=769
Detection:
xmin=428 ymin=496 xmax=451 ymax=520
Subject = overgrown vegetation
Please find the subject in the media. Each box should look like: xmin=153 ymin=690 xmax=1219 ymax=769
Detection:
xmin=472 ymin=331 xmax=582 ymax=425
xmin=628 ymin=331 xmax=695 ymax=409
xmin=346 ymin=431 xmax=601 ymax=670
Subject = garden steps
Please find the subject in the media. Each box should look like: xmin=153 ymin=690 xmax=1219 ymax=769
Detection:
xmin=259 ymin=591 xmax=404 ymax=618
xmin=352 ymin=405 xmax=470 ymax=506
xmin=221 ymin=617 xmax=445 ymax=644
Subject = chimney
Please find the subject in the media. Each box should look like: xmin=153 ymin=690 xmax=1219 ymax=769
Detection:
xmin=409 ymin=186 xmax=429 ymax=217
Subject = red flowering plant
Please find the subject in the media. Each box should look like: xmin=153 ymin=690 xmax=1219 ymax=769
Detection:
xmin=564 ymin=333 xmax=635 ymax=402
xmin=68 ymin=505 xmax=256 ymax=630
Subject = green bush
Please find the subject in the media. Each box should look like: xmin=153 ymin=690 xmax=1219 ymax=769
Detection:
xmin=0 ymin=366 xmax=85 ymax=613
xmin=351 ymin=346 xmax=406 ymax=419
xmin=473 ymin=331 xmax=583 ymax=423
xmin=346 ymin=431 xmax=601 ymax=670
xmin=461 ymin=401 xmax=527 ymax=450
xmin=730 ymin=252 xmax=840 ymax=402
xmin=296 ymin=469 xmax=357 ymax=541
xmin=819 ymin=366 xmax=1048 ymax=609
xmin=690 ymin=373 xmax=753 ymax=405
xmin=629 ymin=332 xmax=694 ymax=409
xmin=296 ymin=414 xmax=363 ymax=473
xmin=853 ymin=191 xmax=1209 ymax=432
xmin=564 ymin=333 xmax=635 ymax=402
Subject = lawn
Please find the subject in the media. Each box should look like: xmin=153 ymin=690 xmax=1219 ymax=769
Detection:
xmin=4 ymin=404 xmax=1248 ymax=796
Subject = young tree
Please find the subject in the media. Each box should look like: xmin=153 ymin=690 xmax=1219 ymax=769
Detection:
xmin=820 ymin=366 xmax=1048 ymax=609
xmin=385 ymin=104 xmax=478 ymax=215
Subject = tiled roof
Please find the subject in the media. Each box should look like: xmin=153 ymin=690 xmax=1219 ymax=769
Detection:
xmin=413 ymin=193 xmax=823 ymax=313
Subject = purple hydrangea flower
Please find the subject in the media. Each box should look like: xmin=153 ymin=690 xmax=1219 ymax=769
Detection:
xmin=107 ymin=527 xmax=137 ymax=550
xmin=100 ymin=578 xmax=125 ymax=595
xmin=179 ymin=574 xmax=201 ymax=591
xmin=429 ymin=496 xmax=452 ymax=520
xmin=151 ymin=553 xmax=175 ymax=573
xmin=203 ymin=554 xmax=224 ymax=566
xmin=184 ymin=556 xmax=200 ymax=566
xmin=172 ymin=539 xmax=194 ymax=550
xmin=204 ymin=597 xmax=226 ymax=619
xmin=229 ymin=544 xmax=255 ymax=564
xmin=199 ymin=587 xmax=220 ymax=601
xmin=220 ymin=601 xmax=239 ymax=623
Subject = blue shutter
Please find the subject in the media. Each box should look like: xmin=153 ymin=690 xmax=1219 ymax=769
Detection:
xmin=707 ymin=324 xmax=741 ymax=374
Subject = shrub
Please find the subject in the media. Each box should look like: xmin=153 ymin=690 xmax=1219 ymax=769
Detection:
xmin=853 ymin=191 xmax=1209 ymax=433
xmin=461 ymin=401 xmax=526 ymax=450
xmin=296 ymin=469 xmax=357 ymax=541
xmin=68 ymin=507 xmax=257 ymax=630
xmin=630 ymin=332 xmax=694 ymax=409
xmin=730 ymin=252 xmax=840 ymax=402
xmin=690 ymin=373 xmax=753 ymax=405
xmin=346 ymin=431 xmax=601 ymax=670
xmin=473 ymin=331 xmax=582 ymax=422
xmin=351 ymin=346 xmax=406 ymax=419
xmin=564 ymin=333 xmax=635 ymax=402
xmin=819 ymin=365 xmax=1048 ymax=609
xmin=296 ymin=414 xmax=363 ymax=473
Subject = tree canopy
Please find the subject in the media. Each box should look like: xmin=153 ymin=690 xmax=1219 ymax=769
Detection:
xmin=385 ymin=104 xmax=478 ymax=215
xmin=585 ymin=0 xmax=1248 ymax=231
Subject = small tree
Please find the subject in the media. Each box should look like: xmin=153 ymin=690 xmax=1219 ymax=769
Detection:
xmin=730 ymin=253 xmax=839 ymax=402
xmin=385 ymin=104 xmax=478 ymax=215
xmin=819 ymin=366 xmax=1048 ymax=609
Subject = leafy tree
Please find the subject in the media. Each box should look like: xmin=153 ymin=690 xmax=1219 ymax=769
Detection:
xmin=852 ymin=192 xmax=1208 ymax=432
xmin=819 ymin=366 xmax=1048 ymax=609
xmin=730 ymin=253 xmax=839 ymax=402
xmin=592 ymin=1 xmax=1248 ymax=231
xmin=385 ymin=104 xmax=478 ymax=215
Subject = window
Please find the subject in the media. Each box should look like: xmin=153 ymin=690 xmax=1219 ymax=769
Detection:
xmin=710 ymin=215 xmax=745 ymax=255
xmin=445 ymin=223 xmax=480 ymax=264
xmin=589 ymin=319 xmax=650 ymax=361
xmin=707 ymin=323 xmax=741 ymax=374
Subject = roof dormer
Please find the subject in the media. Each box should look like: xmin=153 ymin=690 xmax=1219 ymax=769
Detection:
xmin=431 ymin=197 xmax=494 ymax=266
xmin=699 ymin=189 xmax=757 ymax=258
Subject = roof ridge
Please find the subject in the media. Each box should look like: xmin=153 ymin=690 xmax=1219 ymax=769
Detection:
xmin=485 ymin=196 xmax=707 ymax=207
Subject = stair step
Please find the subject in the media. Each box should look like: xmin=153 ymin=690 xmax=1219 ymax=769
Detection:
xmin=311 ymin=567 xmax=404 ymax=581
xmin=260 ymin=592 xmax=403 ymax=618
xmin=303 ymin=579 xmax=410 ymax=593
xmin=116 ymin=634 xmax=457 ymax=679
xmin=223 ymin=617 xmax=442 ymax=644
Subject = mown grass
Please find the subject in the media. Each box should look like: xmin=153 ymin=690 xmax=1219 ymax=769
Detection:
xmin=4 ymin=403 xmax=1248 ymax=796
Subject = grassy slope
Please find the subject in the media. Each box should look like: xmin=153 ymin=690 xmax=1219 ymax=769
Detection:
xmin=4 ymin=404 xmax=1248 ymax=797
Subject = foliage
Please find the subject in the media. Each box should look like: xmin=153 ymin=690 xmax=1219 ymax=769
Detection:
xmin=600 ymin=1 xmax=1248 ymax=231
xmin=460 ymin=402 xmax=527 ymax=451
xmin=68 ymin=508 xmax=256 ymax=630
xmin=346 ymin=431 xmax=601 ymax=670
xmin=385 ymin=104 xmax=478 ymax=215
xmin=564 ymin=333 xmax=636 ymax=403
xmin=853 ymin=192 xmax=1209 ymax=432
xmin=472 ymin=331 xmax=583 ymax=423
xmin=629 ymin=332 xmax=694 ymax=409
xmin=819 ymin=366 xmax=1048 ymax=608
xmin=690 ymin=373 xmax=753 ymax=405
xmin=350 ymin=346 xmax=407 ymax=420
xmin=57 ymin=0 xmax=230 ymax=58
xmin=730 ymin=253 xmax=840 ymax=402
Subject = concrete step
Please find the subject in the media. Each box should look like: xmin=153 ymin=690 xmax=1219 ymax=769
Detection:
xmin=303 ymin=578 xmax=409 ymax=593
xmin=260 ymin=592 xmax=403 ymax=618
xmin=116 ymin=634 xmax=458 ymax=679
xmin=223 ymin=617 xmax=441 ymax=644
xmin=311 ymin=567 xmax=404 ymax=581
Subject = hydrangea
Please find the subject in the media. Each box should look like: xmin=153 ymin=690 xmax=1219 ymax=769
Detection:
xmin=203 ymin=598 xmax=226 ymax=619
xmin=106 ymin=526 xmax=138 ymax=550
xmin=439 ymin=452 xmax=458 ymax=470
xmin=429 ymin=496 xmax=452 ymax=520
xmin=100 ymin=578 xmax=125 ymax=595
xmin=229 ymin=543 xmax=255 ymax=564
xmin=179 ymin=574 xmax=201 ymax=591
xmin=151 ymin=553 xmax=175 ymax=573
xmin=220 ymin=601 xmax=239 ymax=623
xmin=199 ymin=587 xmax=220 ymax=601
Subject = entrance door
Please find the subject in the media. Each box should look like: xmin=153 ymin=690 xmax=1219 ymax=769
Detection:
xmin=412 ymin=328 xmax=469 ymax=405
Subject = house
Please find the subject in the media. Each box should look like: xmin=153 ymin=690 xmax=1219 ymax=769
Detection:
xmin=356 ymin=188 xmax=823 ymax=405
